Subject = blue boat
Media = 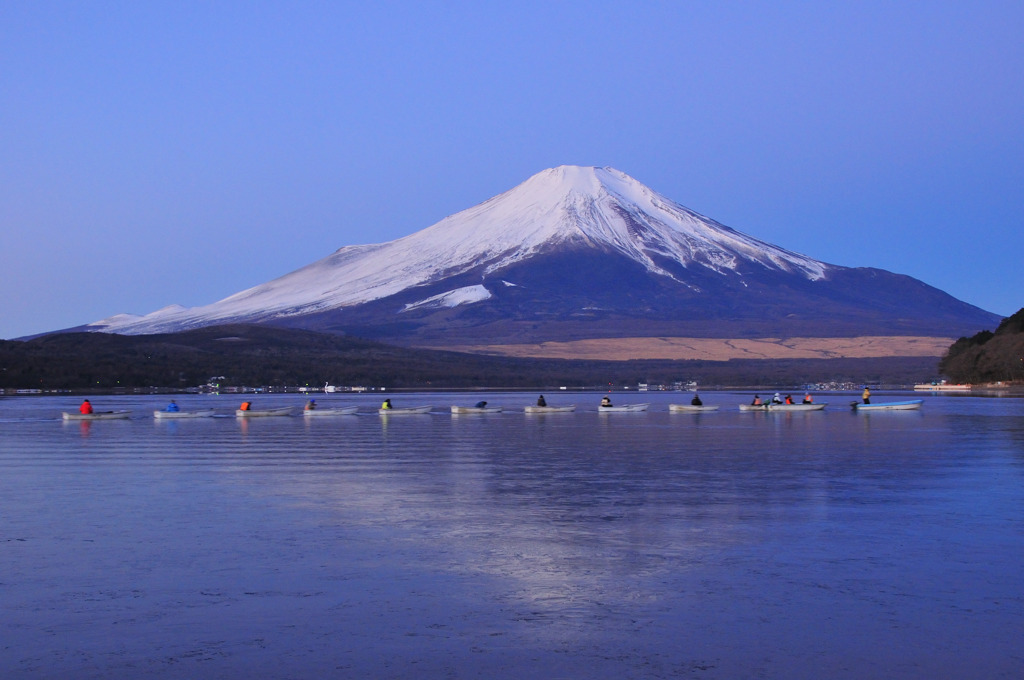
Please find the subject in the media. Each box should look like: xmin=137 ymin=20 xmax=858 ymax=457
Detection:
xmin=851 ymin=399 xmax=923 ymax=411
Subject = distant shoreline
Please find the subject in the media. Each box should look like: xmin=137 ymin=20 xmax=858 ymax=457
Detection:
xmin=6 ymin=384 xmax=1022 ymax=398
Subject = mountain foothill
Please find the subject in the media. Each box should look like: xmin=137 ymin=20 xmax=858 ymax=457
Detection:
xmin=939 ymin=308 xmax=1024 ymax=384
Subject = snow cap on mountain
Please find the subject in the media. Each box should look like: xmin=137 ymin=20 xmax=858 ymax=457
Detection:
xmin=89 ymin=166 xmax=829 ymax=334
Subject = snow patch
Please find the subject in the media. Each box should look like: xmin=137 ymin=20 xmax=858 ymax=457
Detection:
xmin=402 ymin=285 xmax=492 ymax=313
xmin=86 ymin=312 xmax=144 ymax=329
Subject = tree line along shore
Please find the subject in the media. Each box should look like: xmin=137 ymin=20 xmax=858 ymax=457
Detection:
xmin=2 ymin=316 xmax=1020 ymax=391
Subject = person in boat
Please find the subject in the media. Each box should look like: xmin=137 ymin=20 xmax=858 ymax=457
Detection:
xmin=304 ymin=399 xmax=316 ymax=411
xmin=691 ymin=393 xmax=703 ymax=406
xmin=239 ymin=401 xmax=252 ymax=411
xmin=784 ymin=394 xmax=794 ymax=405
xmin=474 ymin=401 xmax=487 ymax=408
xmin=600 ymin=396 xmax=613 ymax=408
xmin=771 ymin=393 xmax=783 ymax=404
xmin=381 ymin=398 xmax=392 ymax=410
xmin=751 ymin=395 xmax=762 ymax=406
xmin=165 ymin=400 xmax=180 ymax=412
xmin=862 ymin=387 xmax=871 ymax=404
xmin=536 ymin=395 xmax=547 ymax=407
xmin=802 ymin=393 xmax=813 ymax=404
xmin=79 ymin=399 xmax=93 ymax=415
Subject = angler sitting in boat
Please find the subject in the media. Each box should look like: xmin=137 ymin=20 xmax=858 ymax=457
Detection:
xmin=80 ymin=399 xmax=93 ymax=415
xmin=802 ymin=393 xmax=813 ymax=404
xmin=165 ymin=400 xmax=180 ymax=412
xmin=691 ymin=394 xmax=703 ymax=406
xmin=600 ymin=396 xmax=613 ymax=408
xmin=751 ymin=395 xmax=762 ymax=406
xmin=381 ymin=398 xmax=392 ymax=410
xmin=771 ymin=393 xmax=783 ymax=404
xmin=239 ymin=401 xmax=252 ymax=411
xmin=475 ymin=401 xmax=487 ymax=408
xmin=304 ymin=399 xmax=317 ymax=411
xmin=536 ymin=395 xmax=547 ymax=407
xmin=784 ymin=395 xmax=794 ymax=405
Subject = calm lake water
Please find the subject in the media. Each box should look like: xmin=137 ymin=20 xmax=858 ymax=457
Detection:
xmin=1 ymin=391 xmax=1022 ymax=679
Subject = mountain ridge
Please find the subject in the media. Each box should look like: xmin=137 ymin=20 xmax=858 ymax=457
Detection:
xmin=80 ymin=165 xmax=999 ymax=344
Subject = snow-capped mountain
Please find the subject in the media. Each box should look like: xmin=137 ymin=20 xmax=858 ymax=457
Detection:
xmin=85 ymin=166 xmax=998 ymax=343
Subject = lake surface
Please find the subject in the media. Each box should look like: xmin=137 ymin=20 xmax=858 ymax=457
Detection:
xmin=1 ymin=391 xmax=1022 ymax=679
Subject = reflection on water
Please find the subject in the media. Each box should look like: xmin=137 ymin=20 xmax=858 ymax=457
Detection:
xmin=1 ymin=392 xmax=1022 ymax=679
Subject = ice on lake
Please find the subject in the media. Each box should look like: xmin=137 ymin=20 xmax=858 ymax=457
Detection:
xmin=1 ymin=391 xmax=1022 ymax=679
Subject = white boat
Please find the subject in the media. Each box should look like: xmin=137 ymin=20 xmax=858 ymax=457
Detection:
xmin=597 ymin=403 xmax=649 ymax=412
xmin=235 ymin=407 xmax=294 ymax=417
xmin=378 ymin=405 xmax=432 ymax=415
xmin=669 ymin=404 xmax=720 ymax=412
xmin=739 ymin=402 xmax=825 ymax=411
xmin=153 ymin=408 xmax=216 ymax=419
xmin=62 ymin=410 xmax=131 ymax=421
xmin=524 ymin=405 xmax=576 ymax=413
xmin=913 ymin=383 xmax=970 ymax=391
xmin=303 ymin=406 xmax=359 ymax=416
xmin=767 ymin=403 xmax=826 ymax=411
xmin=852 ymin=399 xmax=923 ymax=411
xmin=451 ymin=405 xmax=503 ymax=414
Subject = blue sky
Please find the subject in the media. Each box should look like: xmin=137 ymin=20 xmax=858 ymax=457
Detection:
xmin=2 ymin=1 xmax=1022 ymax=339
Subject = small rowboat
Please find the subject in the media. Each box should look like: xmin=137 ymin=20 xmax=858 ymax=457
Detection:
xmin=235 ymin=407 xmax=294 ymax=418
xmin=303 ymin=406 xmax=359 ymax=416
xmin=739 ymin=403 xmax=825 ymax=411
xmin=669 ymin=404 xmax=719 ymax=412
xmin=451 ymin=405 xmax=503 ymax=414
xmin=524 ymin=405 xmax=576 ymax=413
xmin=767 ymin=403 xmax=826 ymax=411
xmin=378 ymin=405 xmax=432 ymax=415
xmin=153 ymin=409 xmax=216 ymax=419
xmin=63 ymin=410 xmax=131 ymax=421
xmin=851 ymin=399 xmax=923 ymax=411
xmin=598 ymin=403 xmax=649 ymax=412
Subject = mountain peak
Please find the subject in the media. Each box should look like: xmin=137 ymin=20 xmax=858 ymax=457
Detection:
xmin=492 ymin=165 xmax=647 ymax=213
xmin=81 ymin=164 xmax=997 ymax=341
xmin=519 ymin=165 xmax=625 ymax=197
xmin=476 ymin=165 xmax=827 ymax=279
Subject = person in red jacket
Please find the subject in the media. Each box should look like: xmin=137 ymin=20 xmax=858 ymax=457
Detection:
xmin=79 ymin=400 xmax=93 ymax=414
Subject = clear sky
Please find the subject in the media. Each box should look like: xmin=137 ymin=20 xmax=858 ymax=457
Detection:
xmin=2 ymin=1 xmax=1022 ymax=339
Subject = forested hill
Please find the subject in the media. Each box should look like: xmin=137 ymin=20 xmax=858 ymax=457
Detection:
xmin=1 ymin=324 xmax=546 ymax=389
xmin=2 ymin=324 xmax=938 ymax=390
xmin=939 ymin=308 xmax=1024 ymax=383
